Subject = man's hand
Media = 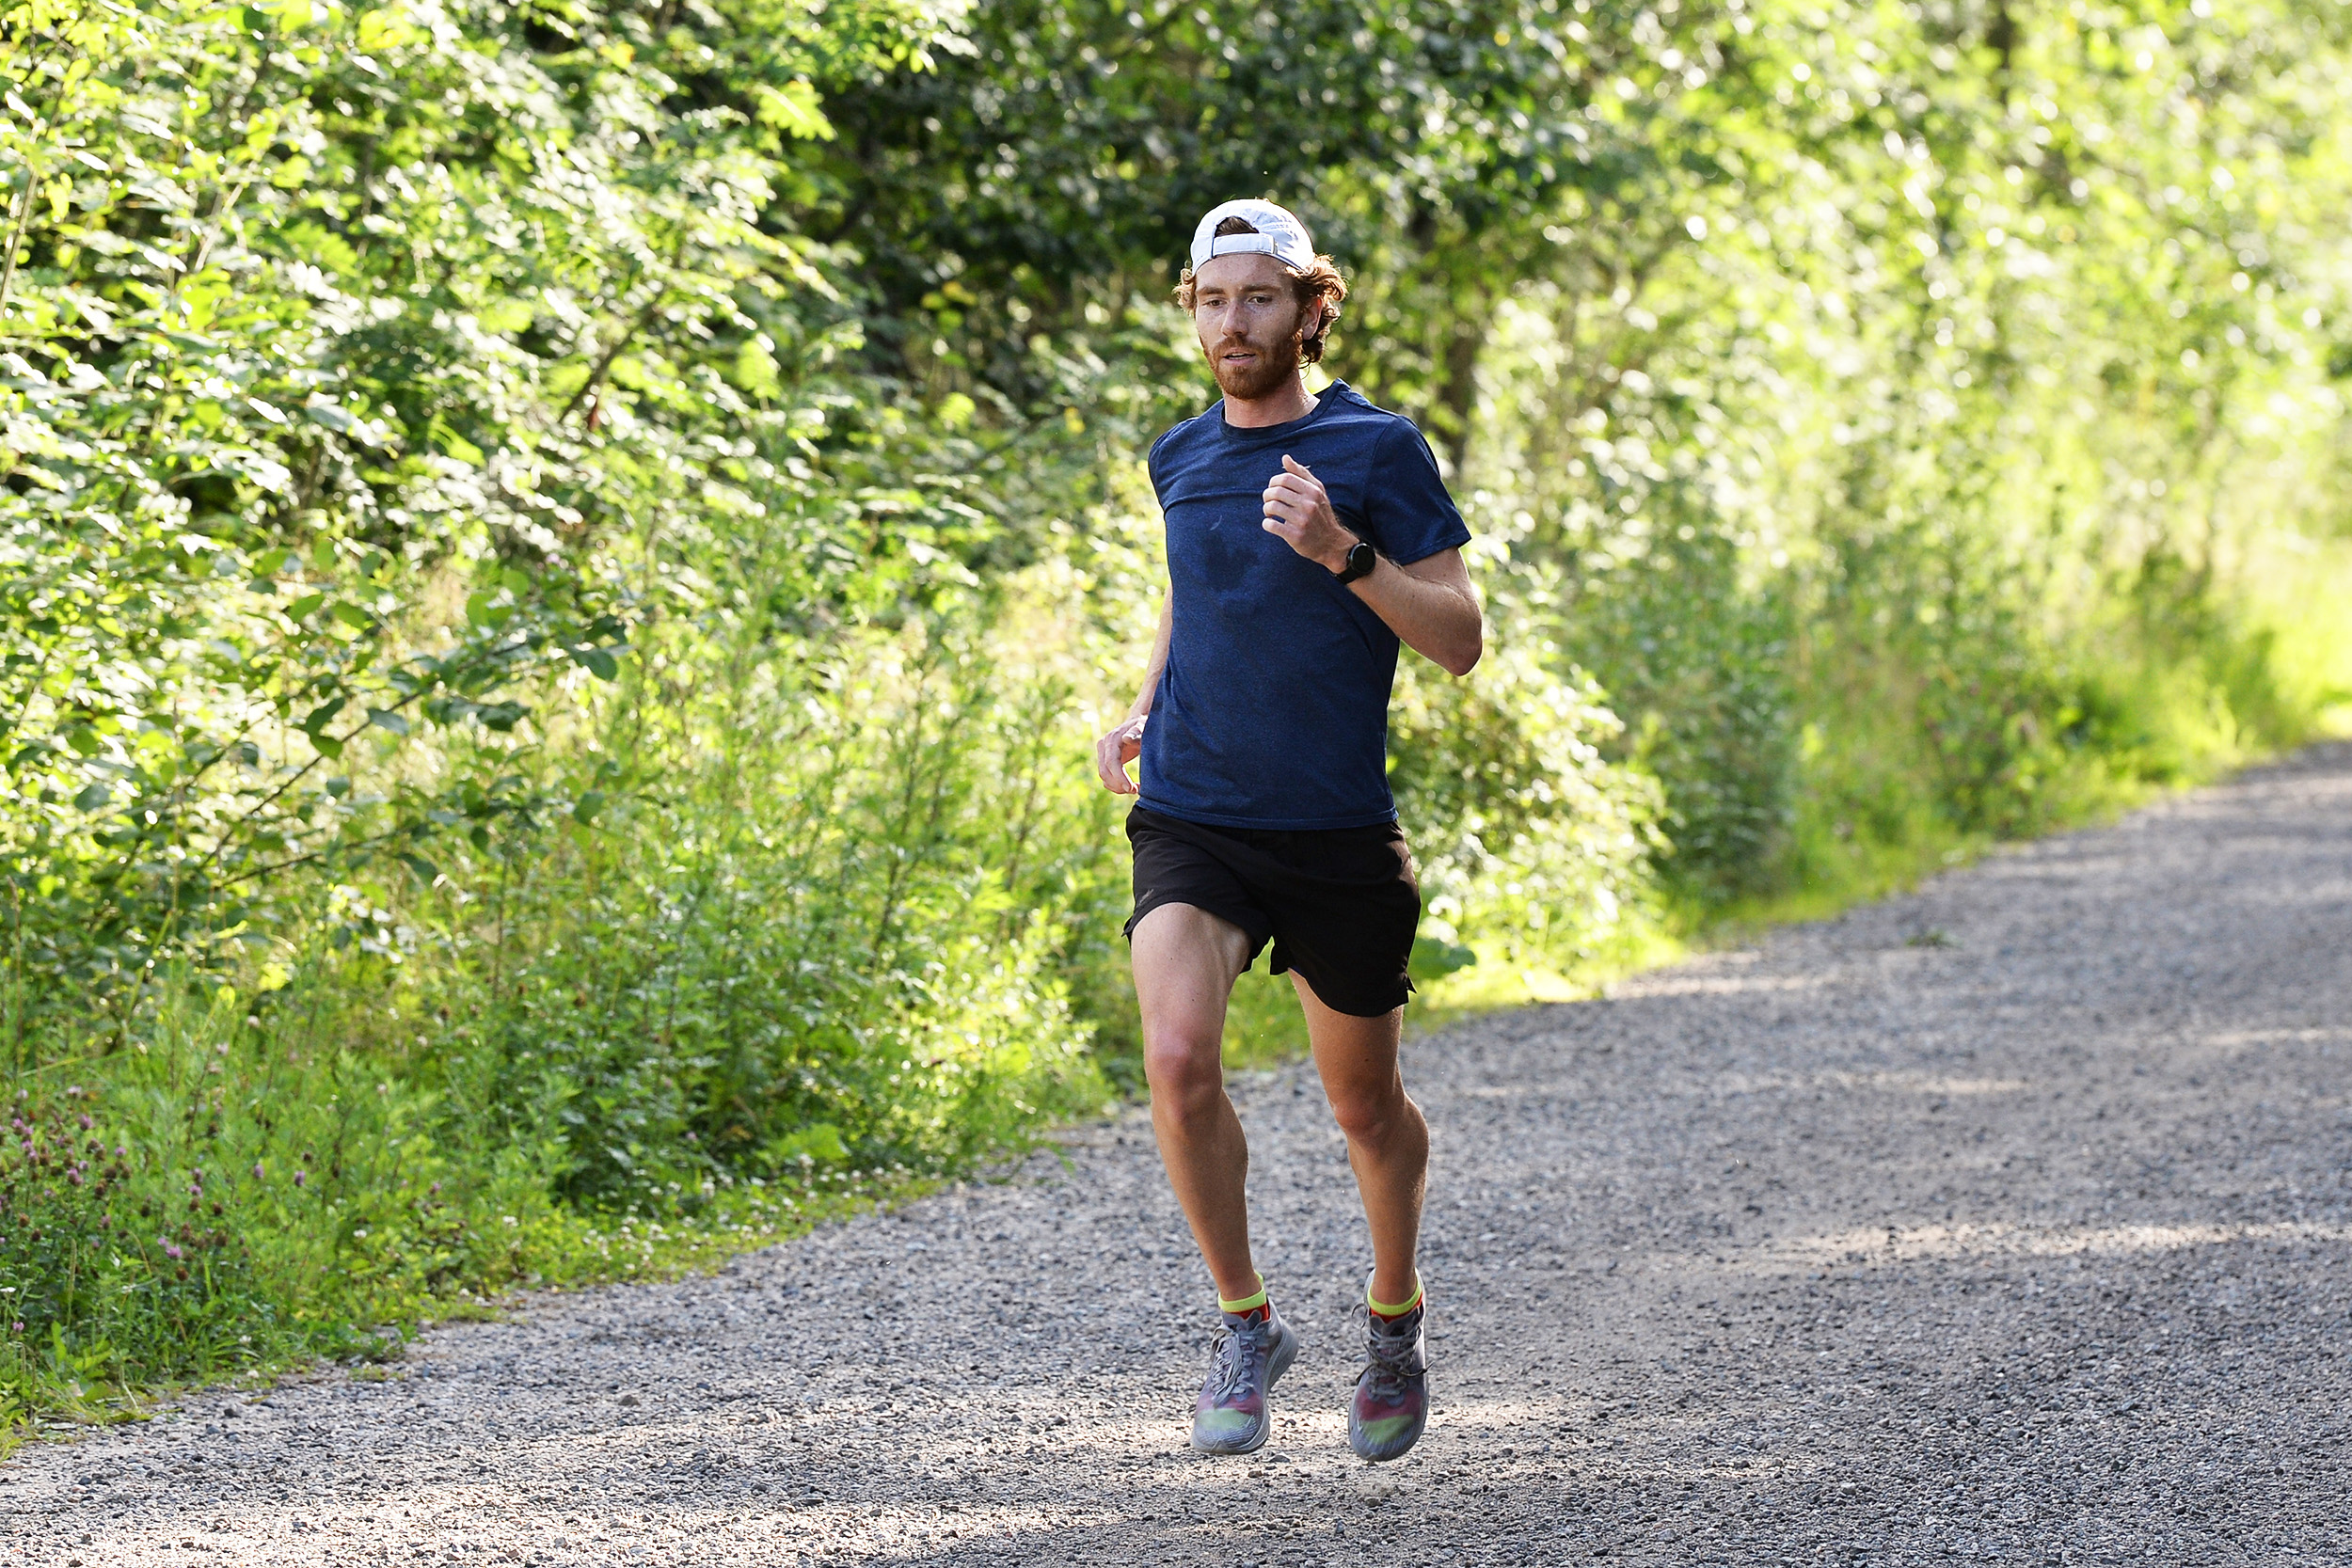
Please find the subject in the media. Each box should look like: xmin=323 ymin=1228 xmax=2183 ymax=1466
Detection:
xmin=1262 ymin=454 xmax=1359 ymax=573
xmin=1095 ymin=712 xmax=1148 ymax=794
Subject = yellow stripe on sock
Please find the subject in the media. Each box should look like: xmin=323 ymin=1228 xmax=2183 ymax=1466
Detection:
xmin=1368 ymin=1273 xmax=1423 ymax=1317
xmin=1217 ymin=1275 xmax=1269 ymax=1315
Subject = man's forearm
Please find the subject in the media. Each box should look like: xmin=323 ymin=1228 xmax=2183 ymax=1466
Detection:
xmin=1126 ymin=670 xmax=1163 ymax=722
xmin=1126 ymin=594 xmax=1176 ymax=720
xmin=1350 ymin=555 xmax=1482 ymax=677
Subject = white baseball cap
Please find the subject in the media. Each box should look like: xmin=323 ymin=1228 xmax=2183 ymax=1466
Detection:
xmin=1188 ymin=198 xmax=1319 ymax=275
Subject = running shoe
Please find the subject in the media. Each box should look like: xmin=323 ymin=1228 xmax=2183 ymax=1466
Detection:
xmin=1348 ymin=1301 xmax=1429 ymax=1462
xmin=1190 ymin=1305 xmax=1298 ymax=1455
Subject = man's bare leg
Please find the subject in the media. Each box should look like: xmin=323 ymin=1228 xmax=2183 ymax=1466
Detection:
xmin=1292 ymin=975 xmax=1426 ymax=1306
xmin=1297 ymin=975 xmax=1433 ymax=1461
xmin=1131 ymin=902 xmax=1261 ymax=1302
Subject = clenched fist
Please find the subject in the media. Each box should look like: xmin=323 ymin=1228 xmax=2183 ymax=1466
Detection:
xmin=1261 ymin=453 xmax=1360 ymax=574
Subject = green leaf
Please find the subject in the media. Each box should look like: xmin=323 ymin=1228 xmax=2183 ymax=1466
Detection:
xmin=1408 ymin=936 xmax=1478 ymax=984
xmin=582 ymin=648 xmax=619 ymax=681
xmin=357 ymin=7 xmax=421 ymax=51
xmin=72 ymin=783 xmax=113 ymax=812
xmin=432 ymin=421 xmax=486 ymax=467
xmin=755 ymin=80 xmax=835 ymax=141
xmin=766 ymin=1122 xmax=850 ymax=1167
xmin=573 ymin=789 xmax=605 ymax=824
xmin=366 ymin=708 xmax=410 ymax=736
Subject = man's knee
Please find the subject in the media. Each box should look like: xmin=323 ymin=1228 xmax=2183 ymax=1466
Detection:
xmin=1327 ymin=1079 xmax=1413 ymax=1144
xmin=1143 ymin=1031 xmax=1225 ymax=1120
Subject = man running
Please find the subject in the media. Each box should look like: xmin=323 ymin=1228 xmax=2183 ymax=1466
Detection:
xmin=1093 ymin=198 xmax=1484 ymax=1462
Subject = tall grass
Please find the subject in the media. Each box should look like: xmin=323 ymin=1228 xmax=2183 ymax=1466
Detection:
xmin=0 ymin=978 xmax=950 ymax=1440
xmin=3 ymin=989 xmax=554 ymax=1426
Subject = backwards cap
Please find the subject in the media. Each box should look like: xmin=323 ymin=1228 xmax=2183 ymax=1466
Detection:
xmin=1188 ymin=198 xmax=1318 ymax=275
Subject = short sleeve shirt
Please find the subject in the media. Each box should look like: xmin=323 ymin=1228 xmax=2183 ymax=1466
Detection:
xmin=1138 ymin=382 xmax=1471 ymax=831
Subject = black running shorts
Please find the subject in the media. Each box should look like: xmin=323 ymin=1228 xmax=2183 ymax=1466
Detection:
xmin=1123 ymin=805 xmax=1422 ymax=1018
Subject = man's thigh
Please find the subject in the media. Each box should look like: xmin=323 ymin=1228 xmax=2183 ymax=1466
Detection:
xmin=1131 ymin=902 xmax=1255 ymax=1053
xmin=1291 ymin=972 xmax=1405 ymax=1101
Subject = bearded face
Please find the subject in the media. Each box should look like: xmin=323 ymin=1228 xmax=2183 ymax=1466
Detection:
xmin=1189 ymin=253 xmax=1313 ymax=403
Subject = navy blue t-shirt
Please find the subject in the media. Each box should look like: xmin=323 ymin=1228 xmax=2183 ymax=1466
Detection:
xmin=1138 ymin=382 xmax=1471 ymax=831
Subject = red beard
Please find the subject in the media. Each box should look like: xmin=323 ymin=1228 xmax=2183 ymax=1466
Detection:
xmin=1205 ymin=330 xmax=1305 ymax=402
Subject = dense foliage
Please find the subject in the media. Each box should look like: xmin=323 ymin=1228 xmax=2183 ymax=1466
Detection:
xmin=2 ymin=0 xmax=2346 ymax=1422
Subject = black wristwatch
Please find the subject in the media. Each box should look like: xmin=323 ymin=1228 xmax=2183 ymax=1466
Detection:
xmin=1334 ymin=538 xmax=1377 ymax=584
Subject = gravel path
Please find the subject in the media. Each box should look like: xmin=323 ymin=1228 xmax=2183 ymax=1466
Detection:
xmin=8 ymin=745 xmax=2351 ymax=1566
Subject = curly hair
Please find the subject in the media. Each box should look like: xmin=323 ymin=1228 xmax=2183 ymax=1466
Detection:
xmin=1173 ymin=215 xmax=1350 ymax=364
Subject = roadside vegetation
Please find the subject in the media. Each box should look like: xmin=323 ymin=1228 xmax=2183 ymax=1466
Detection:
xmin=3 ymin=0 xmax=2348 ymax=1433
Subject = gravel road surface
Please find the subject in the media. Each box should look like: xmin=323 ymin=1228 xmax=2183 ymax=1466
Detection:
xmin=7 ymin=745 xmax=2349 ymax=1566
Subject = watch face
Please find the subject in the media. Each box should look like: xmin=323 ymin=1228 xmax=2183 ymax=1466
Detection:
xmin=1345 ymin=541 xmax=1376 ymax=579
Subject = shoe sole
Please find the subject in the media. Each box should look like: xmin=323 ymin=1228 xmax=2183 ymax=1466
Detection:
xmin=1192 ymin=1322 xmax=1300 ymax=1456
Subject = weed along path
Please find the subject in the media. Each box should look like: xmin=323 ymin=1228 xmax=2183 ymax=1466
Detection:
xmin=9 ymin=747 xmax=2352 ymax=1566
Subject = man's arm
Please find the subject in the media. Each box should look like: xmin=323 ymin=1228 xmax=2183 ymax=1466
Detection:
xmin=1346 ymin=546 xmax=1481 ymax=677
xmin=1261 ymin=455 xmax=1484 ymax=676
xmin=1094 ymin=592 xmax=1172 ymax=794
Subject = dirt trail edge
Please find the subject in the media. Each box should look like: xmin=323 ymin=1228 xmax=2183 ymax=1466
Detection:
xmin=9 ymin=746 xmax=2351 ymax=1567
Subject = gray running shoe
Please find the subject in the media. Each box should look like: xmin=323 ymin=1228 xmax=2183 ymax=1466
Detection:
xmin=1190 ymin=1306 xmax=1299 ymax=1455
xmin=1348 ymin=1301 xmax=1429 ymax=1462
